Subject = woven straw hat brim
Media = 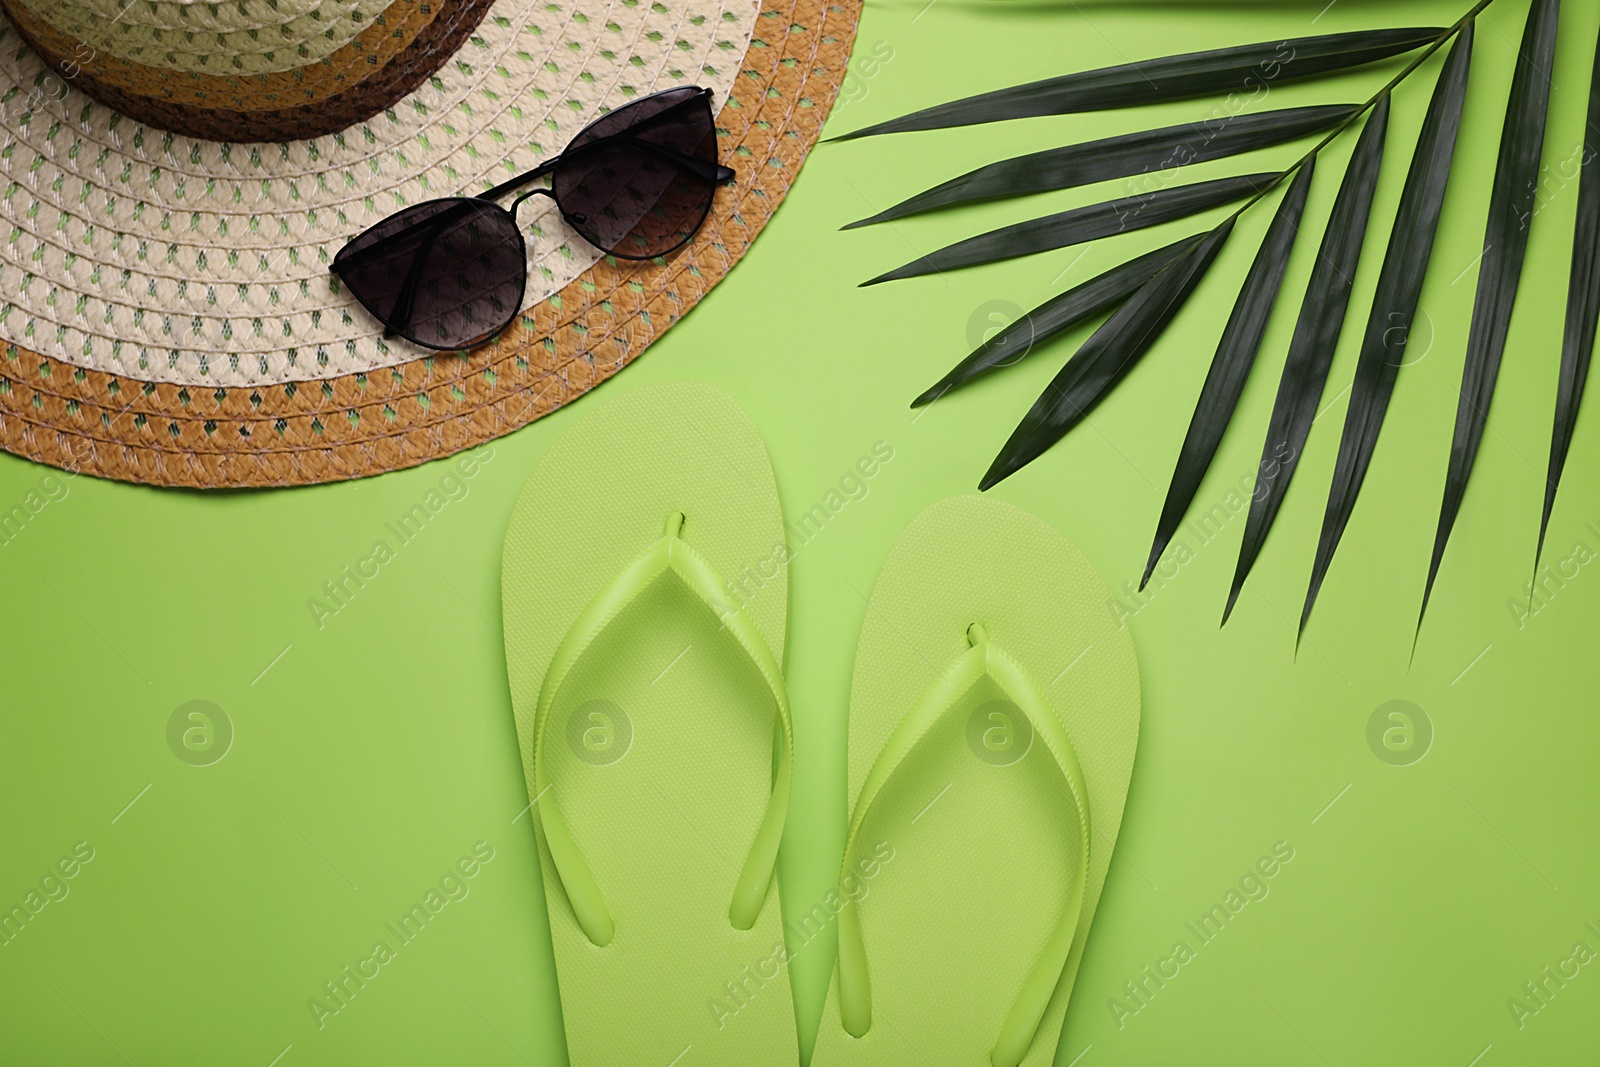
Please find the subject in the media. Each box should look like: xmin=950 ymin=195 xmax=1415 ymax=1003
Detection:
xmin=0 ymin=0 xmax=858 ymax=488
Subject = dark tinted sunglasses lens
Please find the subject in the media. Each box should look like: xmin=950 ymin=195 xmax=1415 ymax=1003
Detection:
xmin=553 ymin=95 xmax=718 ymax=258
xmin=336 ymin=198 xmax=525 ymax=349
xmin=556 ymin=145 xmax=715 ymax=257
xmin=568 ymin=85 xmax=706 ymax=144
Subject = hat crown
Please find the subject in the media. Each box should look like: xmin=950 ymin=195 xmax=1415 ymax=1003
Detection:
xmin=12 ymin=0 xmax=388 ymax=73
xmin=0 ymin=0 xmax=495 ymax=141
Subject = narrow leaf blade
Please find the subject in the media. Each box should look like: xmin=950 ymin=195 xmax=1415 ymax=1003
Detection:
xmin=1417 ymin=0 xmax=1559 ymax=629
xmin=913 ymin=235 xmax=1205 ymax=406
xmin=847 ymin=105 xmax=1357 ymax=229
xmin=981 ymin=223 xmax=1235 ymax=490
xmin=1296 ymin=27 xmax=1474 ymax=636
xmin=1223 ymin=95 xmax=1393 ymax=625
xmin=1142 ymin=162 xmax=1317 ymax=588
xmin=1540 ymin=15 xmax=1600 ymax=561
xmin=831 ymin=28 xmax=1442 ymax=141
xmin=863 ymin=172 xmax=1274 ymax=285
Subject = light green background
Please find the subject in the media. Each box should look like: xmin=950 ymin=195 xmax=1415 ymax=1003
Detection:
xmin=3 ymin=0 xmax=1599 ymax=1063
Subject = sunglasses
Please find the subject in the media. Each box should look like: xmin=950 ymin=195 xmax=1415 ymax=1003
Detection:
xmin=331 ymin=85 xmax=735 ymax=351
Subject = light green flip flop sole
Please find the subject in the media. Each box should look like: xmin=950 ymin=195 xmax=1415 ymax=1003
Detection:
xmin=502 ymin=381 xmax=798 ymax=1066
xmin=812 ymin=495 xmax=1140 ymax=1067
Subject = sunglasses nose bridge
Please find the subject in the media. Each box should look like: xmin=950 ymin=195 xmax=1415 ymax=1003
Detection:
xmin=510 ymin=185 xmax=557 ymax=219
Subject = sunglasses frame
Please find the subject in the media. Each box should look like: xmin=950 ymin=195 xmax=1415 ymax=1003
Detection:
xmin=331 ymin=86 xmax=736 ymax=351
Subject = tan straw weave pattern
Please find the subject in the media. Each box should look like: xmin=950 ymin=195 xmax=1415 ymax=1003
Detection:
xmin=2 ymin=0 xmax=495 ymax=141
xmin=0 ymin=0 xmax=860 ymax=488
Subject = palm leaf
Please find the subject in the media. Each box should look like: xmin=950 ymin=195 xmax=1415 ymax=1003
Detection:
xmin=1298 ymin=27 xmax=1476 ymax=637
xmin=830 ymin=29 xmax=1443 ymax=141
xmin=981 ymin=223 xmax=1235 ymax=489
xmin=1416 ymin=0 xmax=1559 ymax=630
xmin=836 ymin=0 xmax=1591 ymax=640
xmin=862 ymin=172 xmax=1274 ymax=285
xmin=1223 ymin=96 xmax=1392 ymax=624
xmin=1142 ymin=163 xmax=1316 ymax=590
xmin=913 ymin=236 xmax=1206 ymax=406
xmin=846 ymin=105 xmax=1356 ymax=230
xmin=1542 ymin=16 xmax=1600 ymax=561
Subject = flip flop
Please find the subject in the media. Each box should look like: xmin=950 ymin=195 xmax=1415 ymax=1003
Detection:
xmin=502 ymin=381 xmax=798 ymax=1066
xmin=811 ymin=495 xmax=1140 ymax=1067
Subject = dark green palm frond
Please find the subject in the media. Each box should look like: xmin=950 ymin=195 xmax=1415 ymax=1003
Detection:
xmin=1224 ymin=96 xmax=1391 ymax=625
xmin=845 ymin=105 xmax=1356 ymax=230
xmin=1299 ymin=27 xmax=1476 ymax=638
xmin=830 ymin=29 xmax=1443 ymax=141
xmin=1415 ymin=0 xmax=1561 ymax=632
xmin=982 ymin=224 xmax=1235 ymax=490
xmin=862 ymin=173 xmax=1274 ymax=285
xmin=1143 ymin=162 xmax=1316 ymax=592
xmin=913 ymin=236 xmax=1205 ymax=406
xmin=839 ymin=0 xmax=1599 ymax=641
xmin=1543 ymin=18 xmax=1600 ymax=562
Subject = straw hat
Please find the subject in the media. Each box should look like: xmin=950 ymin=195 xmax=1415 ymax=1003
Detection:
xmin=0 ymin=0 xmax=858 ymax=487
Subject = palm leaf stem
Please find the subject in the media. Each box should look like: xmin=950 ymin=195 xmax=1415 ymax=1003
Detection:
xmin=1225 ymin=0 xmax=1501 ymax=227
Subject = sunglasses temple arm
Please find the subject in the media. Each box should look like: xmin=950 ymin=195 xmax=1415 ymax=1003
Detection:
xmin=335 ymin=137 xmax=733 ymax=277
xmin=489 ymin=136 xmax=735 ymax=205
xmin=641 ymin=141 xmax=735 ymax=183
xmin=485 ymin=85 xmax=727 ymax=198
xmin=583 ymin=137 xmax=735 ymax=183
xmin=382 ymin=223 xmax=444 ymax=340
xmin=329 ymin=158 xmax=560 ymax=276
xmin=331 ymin=201 xmax=473 ymax=277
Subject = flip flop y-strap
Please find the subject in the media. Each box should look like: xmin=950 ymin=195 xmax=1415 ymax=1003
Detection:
xmin=836 ymin=624 xmax=1091 ymax=1067
xmin=530 ymin=510 xmax=795 ymax=947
